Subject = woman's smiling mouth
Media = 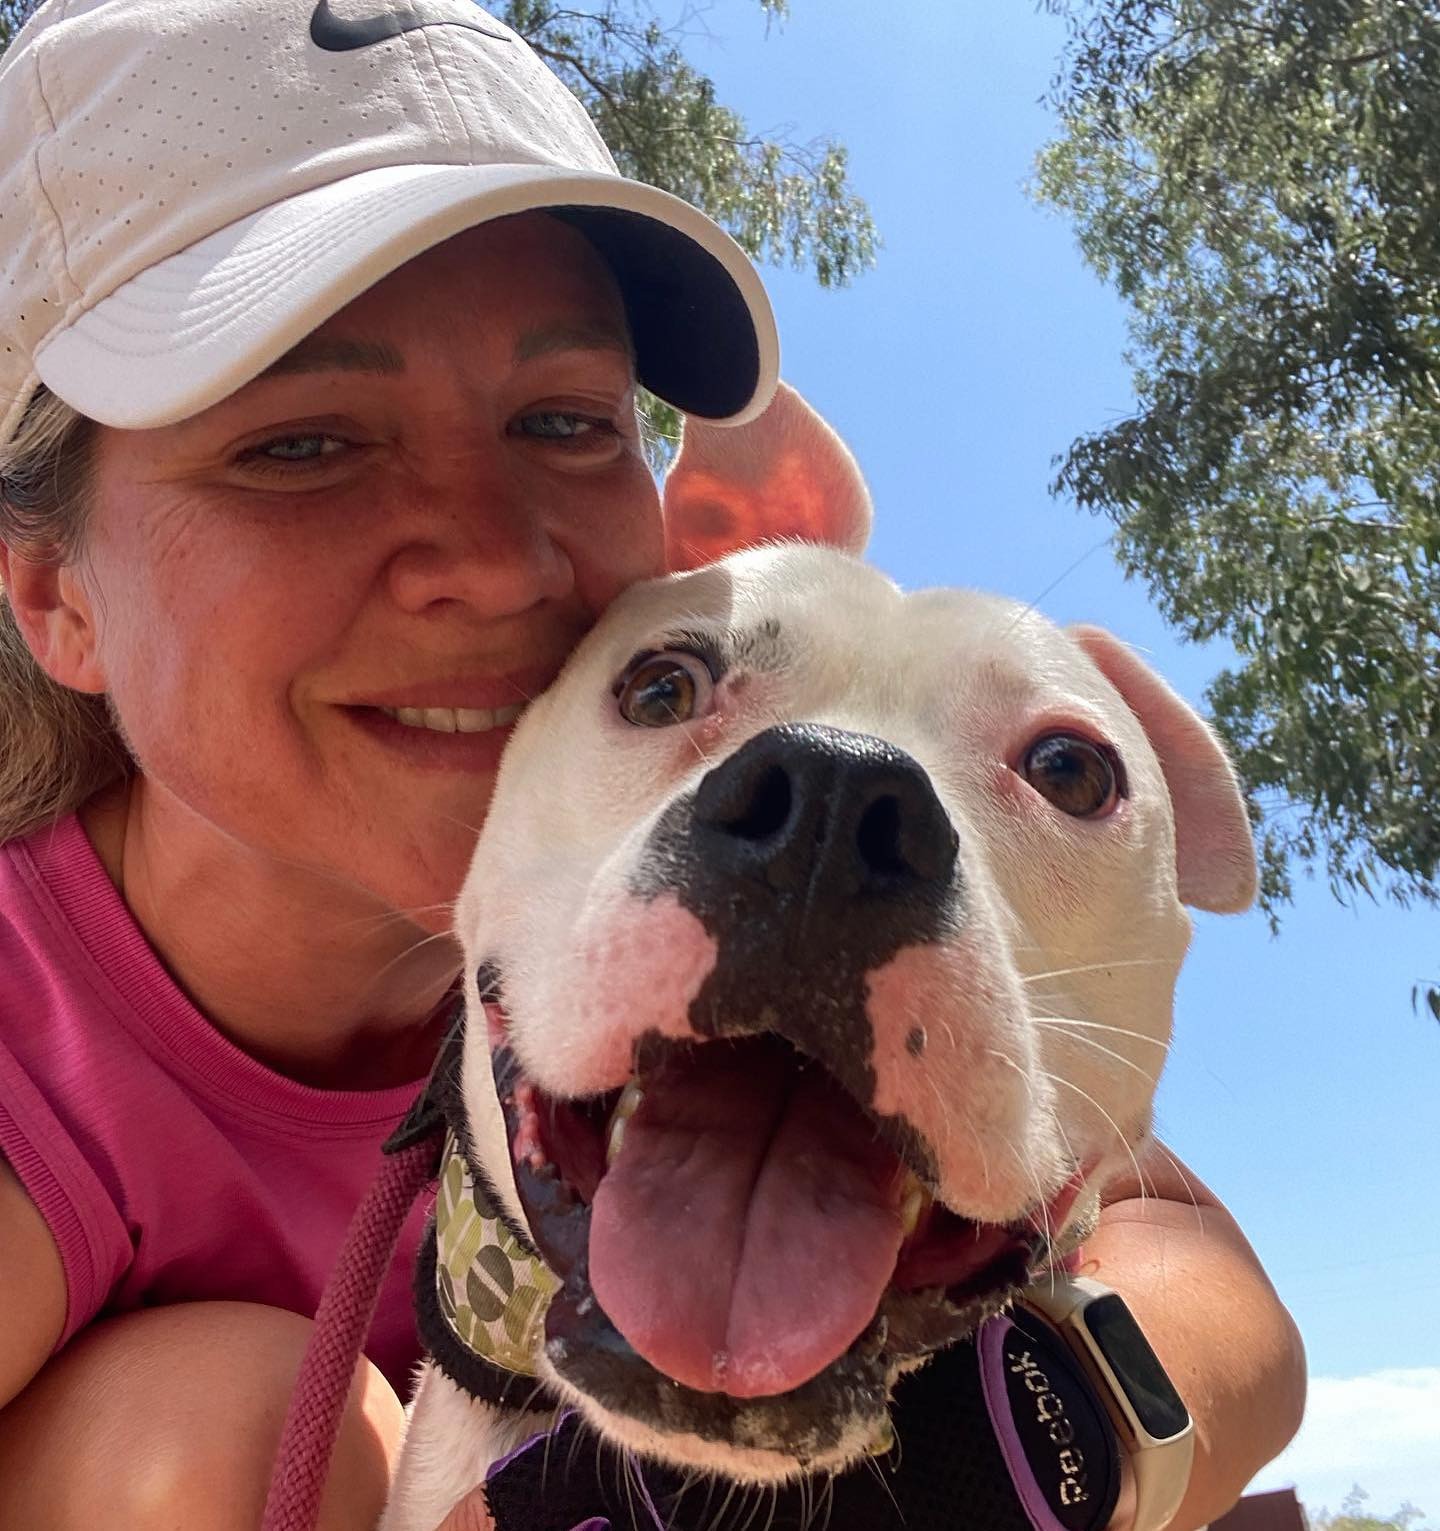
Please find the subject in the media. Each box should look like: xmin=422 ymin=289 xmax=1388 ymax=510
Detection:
xmin=374 ymin=703 xmax=527 ymax=734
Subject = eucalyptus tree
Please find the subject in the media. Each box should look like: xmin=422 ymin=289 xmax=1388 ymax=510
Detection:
xmin=1038 ymin=1 xmax=1440 ymax=1009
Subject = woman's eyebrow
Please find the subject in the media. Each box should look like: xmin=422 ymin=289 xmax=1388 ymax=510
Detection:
xmin=259 ymin=337 xmax=407 ymax=378
xmin=514 ymin=321 xmax=634 ymax=364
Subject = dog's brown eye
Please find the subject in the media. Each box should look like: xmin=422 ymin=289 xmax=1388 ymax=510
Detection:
xmin=616 ymin=652 xmax=714 ymax=728
xmin=1022 ymin=734 xmax=1122 ymax=818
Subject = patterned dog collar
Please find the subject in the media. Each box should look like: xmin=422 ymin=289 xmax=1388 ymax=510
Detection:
xmin=432 ymin=1128 xmax=559 ymax=1378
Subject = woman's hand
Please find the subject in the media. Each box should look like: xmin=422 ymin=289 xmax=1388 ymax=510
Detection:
xmin=435 ymin=1488 xmax=495 ymax=1530
xmin=1090 ymin=1142 xmax=1306 ymax=1531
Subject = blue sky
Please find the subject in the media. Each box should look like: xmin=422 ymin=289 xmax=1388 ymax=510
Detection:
xmin=684 ymin=1 xmax=1440 ymax=1518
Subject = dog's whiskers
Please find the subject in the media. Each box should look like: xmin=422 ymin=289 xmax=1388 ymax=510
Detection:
xmin=560 ymin=1408 xmax=589 ymax=1490
xmin=1042 ymin=1071 xmax=1148 ymax=1205
xmin=960 ymin=1111 xmax=995 ymax=1194
xmin=1032 ymin=1015 xmax=1171 ymax=1049
xmin=918 ymin=1066 xmax=957 ymax=1145
xmin=1001 ymin=531 xmax=1118 ymax=639
xmin=1051 ymin=1110 xmax=1081 ymax=1192
xmin=1148 ymin=1136 xmax=1208 ymax=1237
xmin=861 ymin=1443 xmax=905 ymax=1524
xmin=732 ymin=1478 xmax=767 ymax=1531
xmin=762 ymin=1478 xmax=782 ymax=1531
xmin=361 ymin=925 xmax=461 ymax=991
xmin=327 ymin=899 xmax=457 ymax=936
xmin=1032 ymin=1017 xmax=1164 ymax=1082
xmin=435 ymin=809 xmax=487 ymax=838
xmin=618 ymin=1446 xmax=647 ymax=1531
xmin=815 ymin=1471 xmax=838 ymax=1531
xmin=1002 ymin=1135 xmax=1052 ymax=1250
xmin=1022 ymin=956 xmax=1167 ymax=984
xmin=704 ymin=1469 xmax=742 ymax=1531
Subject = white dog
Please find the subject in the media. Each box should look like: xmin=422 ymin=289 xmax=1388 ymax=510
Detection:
xmin=380 ymin=387 xmax=1255 ymax=1531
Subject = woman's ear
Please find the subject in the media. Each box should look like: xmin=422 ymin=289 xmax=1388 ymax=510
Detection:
xmin=662 ymin=382 xmax=873 ymax=572
xmin=0 ymin=544 xmax=108 ymax=693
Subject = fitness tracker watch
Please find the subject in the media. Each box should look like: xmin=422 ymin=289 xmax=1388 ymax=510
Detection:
xmin=1020 ymin=1274 xmax=1195 ymax=1531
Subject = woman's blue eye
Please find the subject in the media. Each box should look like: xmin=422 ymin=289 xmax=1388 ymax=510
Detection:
xmin=520 ymin=412 xmax=607 ymax=440
xmin=261 ymin=434 xmax=340 ymax=461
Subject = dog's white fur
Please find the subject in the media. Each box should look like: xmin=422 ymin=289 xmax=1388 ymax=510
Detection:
xmin=380 ymin=388 xmax=1255 ymax=1531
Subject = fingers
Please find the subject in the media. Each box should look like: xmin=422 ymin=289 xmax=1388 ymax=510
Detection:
xmin=434 ymin=1487 xmax=494 ymax=1531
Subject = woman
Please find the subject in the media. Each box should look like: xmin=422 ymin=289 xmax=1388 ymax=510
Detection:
xmin=0 ymin=0 xmax=1303 ymax=1526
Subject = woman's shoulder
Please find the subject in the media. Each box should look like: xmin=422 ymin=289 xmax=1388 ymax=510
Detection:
xmin=2 ymin=809 xmax=123 ymax=979
xmin=0 ymin=812 xmax=121 ymax=1052
xmin=0 ymin=809 xmax=176 ymax=1078
xmin=0 ymin=812 xmax=425 ymax=1370
xmin=0 ymin=813 xmax=140 ymax=1347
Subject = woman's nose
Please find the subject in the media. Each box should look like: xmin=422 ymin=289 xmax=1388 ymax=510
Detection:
xmin=383 ymin=484 xmax=576 ymax=618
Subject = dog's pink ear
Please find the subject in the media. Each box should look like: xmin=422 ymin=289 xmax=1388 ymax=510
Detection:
xmin=662 ymin=382 xmax=873 ymax=571
xmin=1069 ymin=625 xmax=1257 ymax=914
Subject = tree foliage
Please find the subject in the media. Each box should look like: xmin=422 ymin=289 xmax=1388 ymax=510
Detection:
xmin=1036 ymin=0 xmax=1440 ymax=1004
xmin=0 ymin=0 xmax=26 ymax=46
xmin=1310 ymin=1484 xmax=1432 ymax=1530
xmin=502 ymin=3 xmax=874 ymax=289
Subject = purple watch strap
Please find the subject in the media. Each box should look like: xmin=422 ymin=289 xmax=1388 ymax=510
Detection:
xmin=977 ymin=1309 xmax=1122 ymax=1531
xmin=980 ymin=1315 xmax=1078 ymax=1531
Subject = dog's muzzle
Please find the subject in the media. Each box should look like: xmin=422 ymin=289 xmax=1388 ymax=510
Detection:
xmin=636 ymin=722 xmax=963 ymax=1114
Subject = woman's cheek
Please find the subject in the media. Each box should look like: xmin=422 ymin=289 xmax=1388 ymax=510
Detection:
xmin=567 ymin=468 xmax=665 ymax=612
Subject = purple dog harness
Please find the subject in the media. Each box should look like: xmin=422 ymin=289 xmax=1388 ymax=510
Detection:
xmin=263 ymin=1019 xmax=1122 ymax=1531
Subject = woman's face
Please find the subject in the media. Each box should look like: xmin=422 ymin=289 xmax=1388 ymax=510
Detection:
xmin=76 ymin=214 xmax=664 ymax=923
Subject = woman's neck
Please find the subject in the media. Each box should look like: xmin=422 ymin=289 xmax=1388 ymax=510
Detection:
xmin=80 ymin=775 xmax=460 ymax=1090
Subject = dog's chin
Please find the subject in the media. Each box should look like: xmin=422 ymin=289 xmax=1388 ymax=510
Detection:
xmin=537 ymin=1266 xmax=1021 ymax=1480
xmin=538 ymin=1355 xmax=891 ymax=1482
xmin=486 ymin=1027 xmax=1084 ymax=1477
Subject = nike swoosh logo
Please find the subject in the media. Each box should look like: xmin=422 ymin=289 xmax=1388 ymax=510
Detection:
xmin=310 ymin=0 xmax=513 ymax=52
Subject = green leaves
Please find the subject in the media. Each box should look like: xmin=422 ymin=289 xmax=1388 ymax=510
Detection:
xmin=0 ymin=0 xmax=33 ymax=47
xmin=1310 ymin=1484 xmax=1432 ymax=1531
xmin=500 ymin=3 xmax=876 ymax=289
xmin=1038 ymin=1 xmax=1440 ymax=1010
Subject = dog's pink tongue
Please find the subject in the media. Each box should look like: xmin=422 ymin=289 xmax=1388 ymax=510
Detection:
xmin=588 ymin=1044 xmax=906 ymax=1399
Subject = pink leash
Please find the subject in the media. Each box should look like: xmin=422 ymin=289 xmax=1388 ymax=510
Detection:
xmin=262 ymin=1137 xmax=440 ymax=1531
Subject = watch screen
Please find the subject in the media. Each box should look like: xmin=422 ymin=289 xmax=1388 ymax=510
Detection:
xmin=1083 ymin=1293 xmax=1191 ymax=1440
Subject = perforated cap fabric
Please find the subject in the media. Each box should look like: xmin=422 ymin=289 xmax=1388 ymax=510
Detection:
xmin=0 ymin=0 xmax=779 ymax=445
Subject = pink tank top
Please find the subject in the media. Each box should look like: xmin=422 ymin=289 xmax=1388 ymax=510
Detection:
xmin=0 ymin=814 xmax=432 ymax=1395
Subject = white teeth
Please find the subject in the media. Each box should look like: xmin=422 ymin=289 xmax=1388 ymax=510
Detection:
xmin=379 ymin=702 xmax=528 ymax=734
xmin=606 ymin=1079 xmax=646 ymax=1166
xmin=899 ymin=1172 xmax=931 ymax=1238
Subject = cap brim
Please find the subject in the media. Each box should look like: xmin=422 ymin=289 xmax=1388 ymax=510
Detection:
xmin=34 ymin=162 xmax=779 ymax=429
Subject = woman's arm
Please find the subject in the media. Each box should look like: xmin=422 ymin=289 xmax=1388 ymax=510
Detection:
xmin=0 ymin=1160 xmax=67 ymax=1410
xmin=1090 ymin=1142 xmax=1307 ymax=1531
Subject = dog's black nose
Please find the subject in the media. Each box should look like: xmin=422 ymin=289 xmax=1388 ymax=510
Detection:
xmin=692 ymin=723 xmax=959 ymax=901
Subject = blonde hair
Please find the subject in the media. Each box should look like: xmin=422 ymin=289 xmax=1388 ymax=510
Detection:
xmin=0 ymin=387 xmax=130 ymax=843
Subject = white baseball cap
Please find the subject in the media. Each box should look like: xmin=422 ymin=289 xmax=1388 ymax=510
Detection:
xmin=0 ymin=0 xmax=780 ymax=449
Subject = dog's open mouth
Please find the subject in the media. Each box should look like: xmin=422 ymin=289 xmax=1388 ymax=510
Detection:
xmin=490 ymin=1019 xmax=1081 ymax=1431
